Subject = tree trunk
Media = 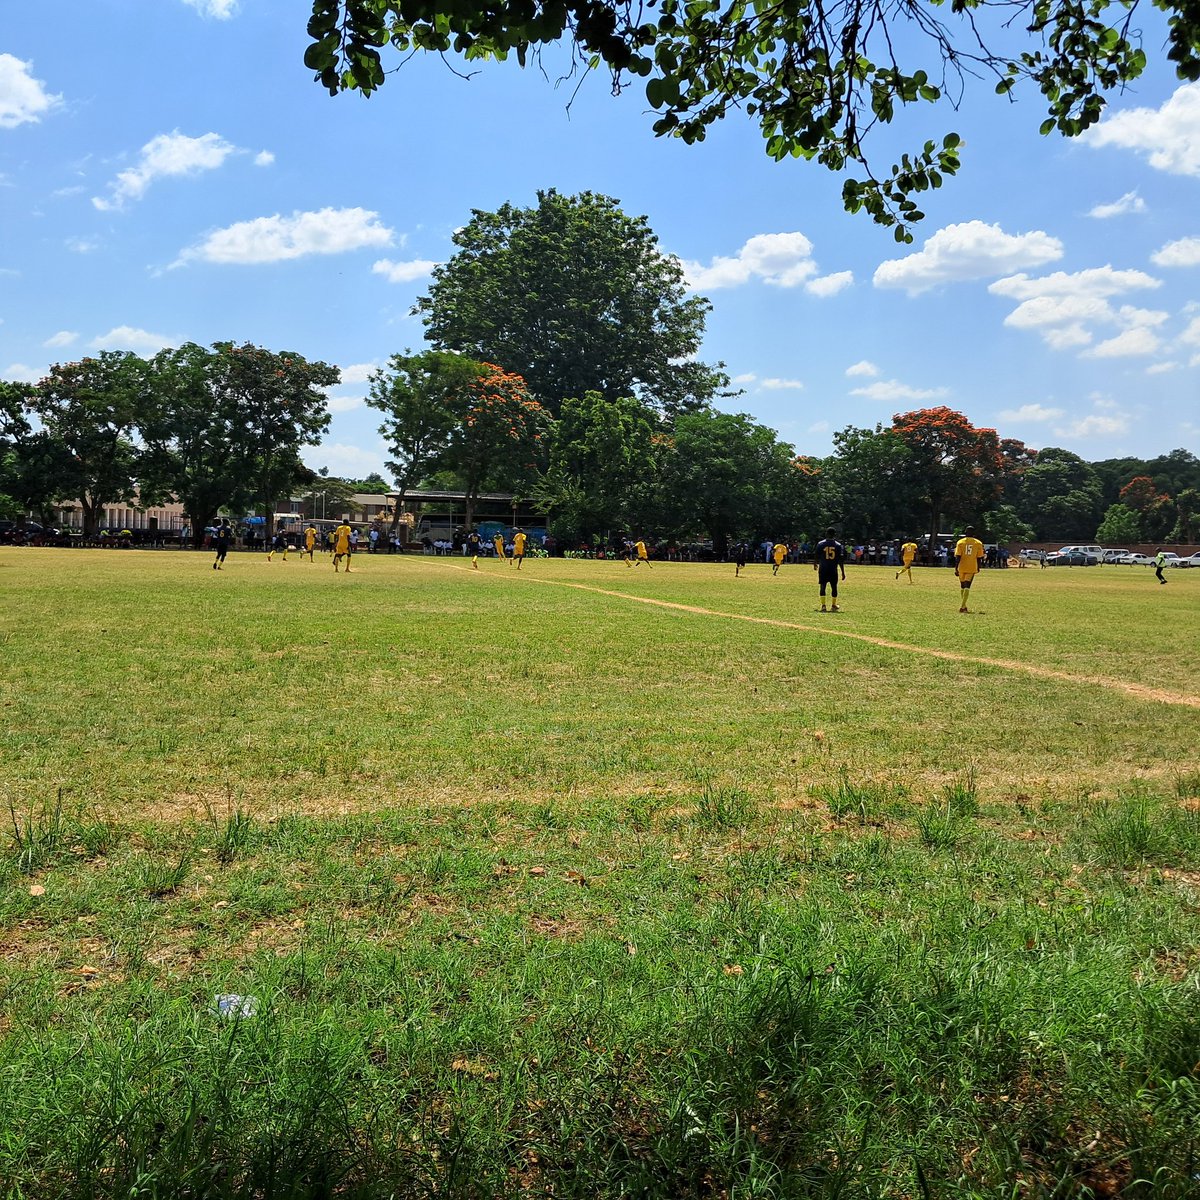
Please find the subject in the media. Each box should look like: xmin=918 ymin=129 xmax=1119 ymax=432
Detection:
xmin=388 ymin=487 xmax=407 ymax=537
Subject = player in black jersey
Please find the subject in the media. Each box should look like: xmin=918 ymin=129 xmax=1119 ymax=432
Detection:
xmin=813 ymin=527 xmax=846 ymax=612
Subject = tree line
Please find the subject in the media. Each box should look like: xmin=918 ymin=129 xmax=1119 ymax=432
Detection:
xmin=2 ymin=192 xmax=1196 ymax=548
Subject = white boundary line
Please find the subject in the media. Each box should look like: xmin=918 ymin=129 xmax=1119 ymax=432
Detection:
xmin=448 ymin=563 xmax=1200 ymax=710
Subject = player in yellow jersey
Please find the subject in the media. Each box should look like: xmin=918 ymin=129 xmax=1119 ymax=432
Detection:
xmin=953 ymin=526 xmax=985 ymax=612
xmin=303 ymin=524 xmax=318 ymax=561
xmin=333 ymin=521 xmax=353 ymax=573
xmin=493 ymin=532 xmax=508 ymax=564
xmin=771 ymin=542 xmax=787 ymax=575
xmin=512 ymin=529 xmax=527 ymax=570
xmin=896 ymin=537 xmax=918 ymax=583
xmin=634 ymin=538 xmax=652 ymax=568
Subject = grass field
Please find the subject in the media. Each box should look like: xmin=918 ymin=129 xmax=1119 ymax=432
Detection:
xmin=1 ymin=548 xmax=1198 ymax=1198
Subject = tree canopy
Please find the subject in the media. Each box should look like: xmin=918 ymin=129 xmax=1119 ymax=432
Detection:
xmin=415 ymin=190 xmax=727 ymax=415
xmin=305 ymin=0 xmax=1200 ymax=239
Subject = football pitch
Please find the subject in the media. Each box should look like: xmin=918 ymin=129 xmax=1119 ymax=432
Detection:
xmin=1 ymin=549 xmax=1198 ymax=1197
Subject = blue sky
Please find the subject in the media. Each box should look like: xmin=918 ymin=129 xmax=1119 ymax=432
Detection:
xmin=3 ymin=1 xmax=1198 ymax=481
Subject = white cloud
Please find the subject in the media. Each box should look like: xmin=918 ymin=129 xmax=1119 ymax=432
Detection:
xmin=760 ymin=378 xmax=805 ymax=390
xmin=1085 ymin=83 xmax=1200 ymax=177
xmin=1083 ymin=327 xmax=1162 ymax=358
xmin=1151 ymin=236 xmax=1200 ymax=268
xmin=182 ymin=0 xmax=238 ymax=17
xmin=326 ymin=394 xmax=365 ymax=414
xmin=89 ymin=326 xmax=176 ymax=354
xmin=845 ymin=360 xmax=879 ymax=378
xmin=254 ymin=150 xmax=274 ymax=167
xmin=873 ymin=221 xmax=1063 ymax=295
xmin=808 ymin=420 xmax=831 ymax=433
xmin=1042 ymin=325 xmax=1094 ymax=350
xmin=805 ymin=271 xmax=853 ymax=297
xmin=0 ymin=55 xmax=61 ymax=129
xmin=372 ymin=257 xmax=437 ymax=284
xmin=1057 ymin=412 xmax=1131 ymax=438
xmin=66 ymin=237 xmax=98 ymax=254
xmin=731 ymin=372 xmax=757 ymax=385
xmin=849 ymin=380 xmax=949 ymax=401
xmin=94 ymin=131 xmax=240 ymax=211
xmin=43 ymin=330 xmax=78 ymax=348
xmin=997 ymin=403 xmax=1065 ymax=423
xmin=1146 ymin=361 xmax=1180 ymax=375
xmin=991 ymin=266 xmax=1164 ymax=350
xmin=178 ymin=208 xmax=394 ymax=266
xmin=1087 ymin=191 xmax=1146 ymax=219
xmin=990 ymin=267 xmax=1160 ymax=303
xmin=302 ymin=441 xmax=388 ymax=480
xmin=3 ymin=363 xmax=41 ymax=383
xmin=1180 ymin=315 xmax=1200 ymax=347
xmin=683 ymin=232 xmax=818 ymax=290
xmin=339 ymin=363 xmax=378 ymax=385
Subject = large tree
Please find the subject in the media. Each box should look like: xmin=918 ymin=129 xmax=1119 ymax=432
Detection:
xmin=31 ymin=353 xmax=155 ymax=536
xmin=305 ymin=0 xmax=1200 ymax=240
xmin=889 ymin=407 xmax=1004 ymax=542
xmin=1016 ymin=447 xmax=1104 ymax=540
xmin=1095 ymin=503 xmax=1142 ymax=545
xmin=415 ymin=190 xmax=727 ymax=416
xmin=536 ymin=391 xmax=659 ymax=542
xmin=211 ymin=343 xmax=337 ymax=535
xmin=0 ymin=382 xmax=34 ymax=520
xmin=144 ymin=343 xmax=336 ymax=538
xmin=824 ymin=424 xmax=921 ymax=537
xmin=657 ymin=409 xmax=807 ymax=556
xmin=441 ymin=363 xmax=550 ymax=528
xmin=366 ymin=350 xmax=484 ymax=533
xmin=143 ymin=343 xmax=243 ymax=540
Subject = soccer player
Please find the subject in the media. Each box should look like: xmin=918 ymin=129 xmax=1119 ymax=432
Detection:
xmin=813 ymin=527 xmax=845 ymax=611
xmin=733 ymin=541 xmax=748 ymax=577
xmin=212 ymin=520 xmax=231 ymax=570
xmin=771 ymin=541 xmax=787 ymax=575
xmin=266 ymin=527 xmax=289 ymax=562
xmin=896 ymin=536 xmax=918 ymax=583
xmin=954 ymin=525 xmax=986 ymax=612
xmin=1154 ymin=549 xmax=1168 ymax=584
xmin=303 ymin=524 xmax=318 ymax=561
xmin=493 ymin=532 xmax=508 ymax=564
xmin=333 ymin=520 xmax=353 ymax=573
xmin=512 ymin=528 xmax=527 ymax=570
xmin=634 ymin=538 xmax=653 ymax=568
xmin=466 ymin=529 xmax=482 ymax=569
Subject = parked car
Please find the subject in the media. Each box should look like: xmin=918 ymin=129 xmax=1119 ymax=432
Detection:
xmin=1184 ymin=552 xmax=1200 ymax=568
xmin=1101 ymin=548 xmax=1130 ymax=563
xmin=1046 ymin=549 xmax=1099 ymax=566
xmin=1114 ymin=553 xmax=1154 ymax=565
xmin=1161 ymin=552 xmax=1187 ymax=568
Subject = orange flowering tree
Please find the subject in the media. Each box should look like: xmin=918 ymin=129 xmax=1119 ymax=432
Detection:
xmin=1119 ymin=475 xmax=1176 ymax=540
xmin=889 ymin=406 xmax=1004 ymax=542
xmin=444 ymin=364 xmax=549 ymax=528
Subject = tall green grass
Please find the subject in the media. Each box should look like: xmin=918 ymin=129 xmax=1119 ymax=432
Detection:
xmin=1 ymin=550 xmax=1198 ymax=1196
